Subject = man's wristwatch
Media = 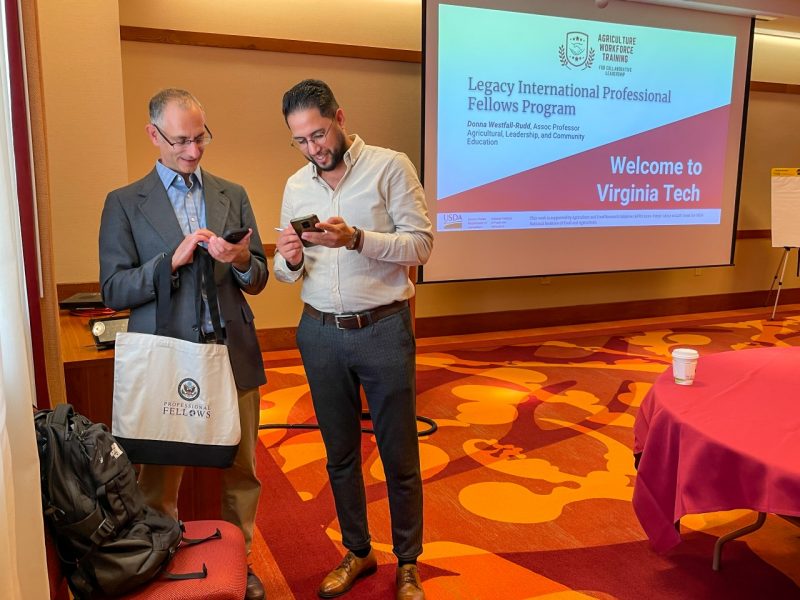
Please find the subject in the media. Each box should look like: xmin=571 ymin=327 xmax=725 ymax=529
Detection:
xmin=346 ymin=226 xmax=362 ymax=251
xmin=287 ymin=257 xmax=304 ymax=271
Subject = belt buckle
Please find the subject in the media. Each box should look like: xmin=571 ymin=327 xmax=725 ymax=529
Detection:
xmin=335 ymin=313 xmax=363 ymax=329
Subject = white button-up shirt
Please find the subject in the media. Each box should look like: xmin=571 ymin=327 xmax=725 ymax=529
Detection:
xmin=274 ymin=135 xmax=433 ymax=313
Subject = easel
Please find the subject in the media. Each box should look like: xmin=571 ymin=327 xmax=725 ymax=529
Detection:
xmin=765 ymin=246 xmax=798 ymax=320
xmin=768 ymin=168 xmax=800 ymax=320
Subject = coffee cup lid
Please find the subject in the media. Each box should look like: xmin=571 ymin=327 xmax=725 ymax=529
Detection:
xmin=671 ymin=347 xmax=699 ymax=359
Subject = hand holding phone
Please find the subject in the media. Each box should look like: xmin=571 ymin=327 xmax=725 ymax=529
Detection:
xmin=290 ymin=214 xmax=323 ymax=248
xmin=221 ymin=227 xmax=249 ymax=244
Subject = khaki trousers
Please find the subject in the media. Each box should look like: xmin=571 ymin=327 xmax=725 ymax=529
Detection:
xmin=138 ymin=387 xmax=262 ymax=551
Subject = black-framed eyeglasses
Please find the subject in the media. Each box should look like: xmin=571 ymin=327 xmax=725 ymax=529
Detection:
xmin=290 ymin=120 xmax=334 ymax=151
xmin=152 ymin=123 xmax=213 ymax=148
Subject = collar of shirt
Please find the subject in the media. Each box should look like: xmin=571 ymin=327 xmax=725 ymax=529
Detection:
xmin=277 ymin=135 xmax=430 ymax=313
xmin=154 ymin=160 xmax=217 ymax=331
xmin=155 ymin=160 xmax=204 ymax=192
xmin=155 ymin=160 xmax=207 ymax=236
xmin=310 ymin=134 xmax=363 ymax=181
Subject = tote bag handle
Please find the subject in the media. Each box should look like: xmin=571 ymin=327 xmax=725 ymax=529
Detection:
xmin=153 ymin=248 xmax=225 ymax=341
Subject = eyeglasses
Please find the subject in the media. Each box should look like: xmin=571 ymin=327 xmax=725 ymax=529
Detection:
xmin=290 ymin=120 xmax=334 ymax=151
xmin=152 ymin=123 xmax=213 ymax=148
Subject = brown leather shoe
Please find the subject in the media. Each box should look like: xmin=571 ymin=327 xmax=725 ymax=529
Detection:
xmin=318 ymin=550 xmax=378 ymax=598
xmin=246 ymin=566 xmax=266 ymax=600
xmin=396 ymin=564 xmax=424 ymax=600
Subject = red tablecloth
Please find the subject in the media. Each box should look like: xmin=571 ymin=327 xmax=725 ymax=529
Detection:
xmin=633 ymin=346 xmax=800 ymax=552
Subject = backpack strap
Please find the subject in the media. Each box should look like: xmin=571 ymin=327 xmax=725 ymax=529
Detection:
xmin=180 ymin=526 xmax=222 ymax=546
xmin=48 ymin=403 xmax=91 ymax=439
xmin=50 ymin=403 xmax=74 ymax=430
xmin=162 ymin=563 xmax=208 ymax=581
xmin=157 ymin=522 xmax=221 ymax=582
xmin=59 ymin=507 xmax=115 ymax=554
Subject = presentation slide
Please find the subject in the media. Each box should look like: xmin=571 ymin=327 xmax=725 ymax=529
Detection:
xmin=422 ymin=0 xmax=752 ymax=283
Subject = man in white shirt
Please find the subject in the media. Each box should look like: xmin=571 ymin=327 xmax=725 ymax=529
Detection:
xmin=274 ymin=79 xmax=432 ymax=600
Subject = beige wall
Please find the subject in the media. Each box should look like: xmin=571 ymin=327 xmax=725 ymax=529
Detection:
xmin=118 ymin=0 xmax=423 ymax=50
xmin=120 ymin=41 xmax=421 ymax=326
xmin=39 ymin=0 xmax=128 ymax=283
xmin=751 ymin=34 xmax=800 ymax=84
xmin=41 ymin=2 xmax=800 ymax=330
xmin=739 ymin=90 xmax=800 ymax=230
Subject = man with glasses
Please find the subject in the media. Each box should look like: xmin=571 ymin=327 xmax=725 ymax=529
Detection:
xmin=275 ymin=79 xmax=432 ymax=600
xmin=99 ymin=88 xmax=268 ymax=600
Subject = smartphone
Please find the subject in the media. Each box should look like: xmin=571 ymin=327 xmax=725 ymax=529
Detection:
xmin=221 ymin=227 xmax=249 ymax=243
xmin=290 ymin=214 xmax=323 ymax=248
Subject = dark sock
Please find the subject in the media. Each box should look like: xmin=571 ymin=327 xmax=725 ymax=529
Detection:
xmin=398 ymin=559 xmax=417 ymax=567
xmin=352 ymin=546 xmax=372 ymax=559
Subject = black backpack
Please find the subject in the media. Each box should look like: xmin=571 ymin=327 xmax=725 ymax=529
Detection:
xmin=34 ymin=403 xmax=192 ymax=597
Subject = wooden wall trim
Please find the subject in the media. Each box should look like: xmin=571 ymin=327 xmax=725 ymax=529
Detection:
xmin=118 ymin=26 xmax=800 ymax=99
xmin=62 ymin=244 xmax=276 ymax=301
xmin=256 ymin=288 xmax=800 ymax=350
xmin=119 ymin=25 xmax=422 ymax=63
xmin=58 ymin=281 xmax=800 ymax=351
xmin=414 ymin=288 xmax=800 ymax=339
xmin=750 ymin=81 xmax=800 ymax=95
xmin=118 ymin=28 xmax=800 ymax=91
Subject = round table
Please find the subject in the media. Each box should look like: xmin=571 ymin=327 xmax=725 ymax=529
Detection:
xmin=633 ymin=346 xmax=800 ymax=557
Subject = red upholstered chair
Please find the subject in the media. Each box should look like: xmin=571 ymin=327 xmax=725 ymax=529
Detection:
xmin=46 ymin=520 xmax=248 ymax=600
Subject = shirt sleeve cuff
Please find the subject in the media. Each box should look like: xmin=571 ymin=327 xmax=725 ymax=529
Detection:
xmin=359 ymin=230 xmax=376 ymax=258
xmin=233 ymin=263 xmax=253 ymax=284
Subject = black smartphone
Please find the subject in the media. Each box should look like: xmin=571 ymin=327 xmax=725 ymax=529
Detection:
xmin=221 ymin=227 xmax=249 ymax=243
xmin=290 ymin=214 xmax=323 ymax=248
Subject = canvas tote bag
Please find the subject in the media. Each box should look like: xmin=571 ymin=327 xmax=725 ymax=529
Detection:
xmin=112 ymin=249 xmax=241 ymax=467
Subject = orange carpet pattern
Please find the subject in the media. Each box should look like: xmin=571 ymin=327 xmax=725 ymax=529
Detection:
xmin=250 ymin=314 xmax=800 ymax=599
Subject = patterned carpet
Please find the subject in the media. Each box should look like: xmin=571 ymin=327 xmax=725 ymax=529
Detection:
xmin=250 ymin=314 xmax=800 ymax=599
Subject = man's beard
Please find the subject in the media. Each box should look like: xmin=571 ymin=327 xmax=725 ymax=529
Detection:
xmin=308 ymin=131 xmax=346 ymax=172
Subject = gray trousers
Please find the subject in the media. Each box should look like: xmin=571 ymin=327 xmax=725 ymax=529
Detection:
xmin=296 ymin=306 xmax=423 ymax=561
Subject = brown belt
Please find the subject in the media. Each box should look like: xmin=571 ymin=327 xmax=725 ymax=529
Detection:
xmin=303 ymin=300 xmax=408 ymax=330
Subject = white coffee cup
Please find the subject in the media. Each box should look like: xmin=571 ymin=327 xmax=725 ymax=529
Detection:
xmin=671 ymin=348 xmax=699 ymax=385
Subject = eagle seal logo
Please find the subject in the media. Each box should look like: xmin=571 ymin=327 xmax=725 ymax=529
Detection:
xmin=178 ymin=378 xmax=200 ymax=401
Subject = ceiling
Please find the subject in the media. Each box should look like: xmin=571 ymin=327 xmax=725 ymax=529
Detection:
xmin=755 ymin=15 xmax=800 ymax=36
xmin=624 ymin=0 xmax=800 ymax=36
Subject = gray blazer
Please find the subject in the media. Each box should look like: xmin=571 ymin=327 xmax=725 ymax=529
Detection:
xmin=99 ymin=167 xmax=268 ymax=389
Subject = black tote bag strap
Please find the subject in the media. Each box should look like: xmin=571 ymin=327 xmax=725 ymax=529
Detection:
xmin=195 ymin=249 xmax=225 ymax=341
xmin=154 ymin=248 xmax=225 ymax=341
xmin=154 ymin=251 xmax=176 ymax=337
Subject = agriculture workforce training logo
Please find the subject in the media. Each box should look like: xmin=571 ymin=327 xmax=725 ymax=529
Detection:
xmin=559 ymin=32 xmax=594 ymax=70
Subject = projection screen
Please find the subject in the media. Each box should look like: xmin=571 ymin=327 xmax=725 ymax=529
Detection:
xmin=421 ymin=0 xmax=753 ymax=282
